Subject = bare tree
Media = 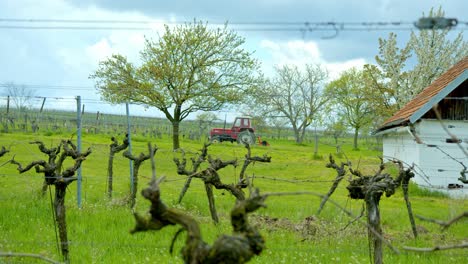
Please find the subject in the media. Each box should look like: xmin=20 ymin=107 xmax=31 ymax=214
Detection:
xmin=248 ymin=64 xmax=329 ymax=144
xmin=269 ymin=116 xmax=289 ymax=139
xmin=195 ymin=112 xmax=218 ymax=141
xmin=2 ymin=82 xmax=36 ymax=111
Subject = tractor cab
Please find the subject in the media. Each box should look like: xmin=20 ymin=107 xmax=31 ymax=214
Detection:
xmin=232 ymin=117 xmax=253 ymax=132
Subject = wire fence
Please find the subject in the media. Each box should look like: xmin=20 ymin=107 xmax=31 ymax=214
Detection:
xmin=0 ymin=94 xmax=384 ymax=147
xmin=0 ymin=112 xmax=466 ymax=263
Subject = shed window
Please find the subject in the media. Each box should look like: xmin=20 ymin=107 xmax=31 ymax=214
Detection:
xmin=446 ymin=138 xmax=462 ymax=143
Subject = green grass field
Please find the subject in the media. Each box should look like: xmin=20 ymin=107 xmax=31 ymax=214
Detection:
xmin=0 ymin=131 xmax=466 ymax=263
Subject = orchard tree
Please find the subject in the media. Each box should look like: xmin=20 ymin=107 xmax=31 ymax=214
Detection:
xmin=365 ymin=33 xmax=411 ymax=118
xmin=195 ymin=112 xmax=218 ymax=140
xmin=249 ymin=64 xmax=328 ymax=144
xmin=325 ymin=68 xmax=374 ymax=150
xmin=91 ymin=21 xmax=260 ymax=150
xmin=2 ymin=82 xmax=36 ymax=111
xmin=269 ymin=116 xmax=289 ymax=139
xmin=324 ymin=115 xmax=347 ymax=147
xmin=407 ymin=7 xmax=467 ymax=93
xmin=366 ymin=7 xmax=467 ymax=120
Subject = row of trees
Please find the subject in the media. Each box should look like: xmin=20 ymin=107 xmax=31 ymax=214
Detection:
xmin=90 ymin=8 xmax=467 ymax=150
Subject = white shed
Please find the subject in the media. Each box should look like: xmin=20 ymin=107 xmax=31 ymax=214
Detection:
xmin=375 ymin=57 xmax=467 ymax=197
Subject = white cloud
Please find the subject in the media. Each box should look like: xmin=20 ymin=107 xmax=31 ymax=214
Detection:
xmin=85 ymin=31 xmax=147 ymax=65
xmin=260 ymin=39 xmax=321 ymax=67
xmin=259 ymin=39 xmax=367 ymax=80
xmin=326 ymin=59 xmax=367 ymax=81
xmin=86 ymin=39 xmax=113 ymax=63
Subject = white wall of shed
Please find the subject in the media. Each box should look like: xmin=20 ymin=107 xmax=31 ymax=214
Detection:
xmin=382 ymin=120 xmax=468 ymax=197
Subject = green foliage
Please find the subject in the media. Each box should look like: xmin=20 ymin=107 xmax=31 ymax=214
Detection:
xmin=90 ymin=21 xmax=261 ymax=149
xmin=409 ymin=182 xmax=449 ymax=198
xmin=0 ymin=132 xmax=466 ymax=263
xmin=325 ymin=68 xmax=375 ymax=150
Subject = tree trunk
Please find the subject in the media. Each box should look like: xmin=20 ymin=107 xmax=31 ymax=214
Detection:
xmin=172 ymin=121 xmax=180 ymax=150
xmin=54 ymin=183 xmax=69 ymax=262
xmin=353 ymin=127 xmax=359 ymax=150
xmin=366 ymin=194 xmax=383 ymax=264
xmin=294 ymin=130 xmax=301 ymax=144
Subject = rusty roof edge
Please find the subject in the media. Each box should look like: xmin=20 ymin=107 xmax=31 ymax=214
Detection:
xmin=409 ymin=69 xmax=468 ymax=124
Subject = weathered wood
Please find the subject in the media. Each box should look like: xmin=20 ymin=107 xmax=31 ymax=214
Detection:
xmin=123 ymin=145 xmax=157 ymax=208
xmin=174 ymin=143 xmax=271 ymax=224
xmin=403 ymin=242 xmax=468 ymax=252
xmin=416 ymin=211 xmax=467 ymax=230
xmin=366 ymin=192 xmax=383 ymax=264
xmin=392 ymin=160 xmax=417 ymax=238
xmin=175 ymin=144 xmax=210 ymax=203
xmin=316 ymin=155 xmax=349 ymax=215
xmin=325 ymin=156 xmax=413 ymax=264
xmin=0 ymin=146 xmax=8 ymax=157
xmin=107 ymin=135 xmax=129 ymax=198
xmin=192 ymin=167 xmax=246 ymax=201
xmin=239 ymin=143 xmax=271 ymax=180
xmin=131 ymin=178 xmax=266 ymax=263
xmin=204 ymin=183 xmax=219 ymax=224
xmin=10 ymin=140 xmax=91 ymax=263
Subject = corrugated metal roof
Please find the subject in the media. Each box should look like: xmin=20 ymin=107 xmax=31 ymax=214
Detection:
xmin=377 ymin=56 xmax=468 ymax=132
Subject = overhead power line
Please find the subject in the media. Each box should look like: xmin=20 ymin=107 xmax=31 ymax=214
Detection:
xmin=0 ymin=83 xmax=93 ymax=91
xmin=0 ymin=18 xmax=465 ymax=32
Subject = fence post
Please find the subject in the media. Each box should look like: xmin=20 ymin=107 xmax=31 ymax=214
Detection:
xmin=126 ymin=103 xmax=134 ymax=192
xmin=76 ymin=96 xmax=83 ymax=208
xmin=6 ymin=95 xmax=10 ymax=114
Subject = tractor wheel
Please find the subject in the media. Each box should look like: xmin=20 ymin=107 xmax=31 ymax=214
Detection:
xmin=211 ymin=137 xmax=221 ymax=144
xmin=237 ymin=131 xmax=255 ymax=145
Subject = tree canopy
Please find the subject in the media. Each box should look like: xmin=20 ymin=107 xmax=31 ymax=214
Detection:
xmin=247 ymin=64 xmax=328 ymax=144
xmin=325 ymin=68 xmax=375 ymax=150
xmin=90 ymin=21 xmax=261 ymax=149
xmin=366 ymin=7 xmax=467 ymax=120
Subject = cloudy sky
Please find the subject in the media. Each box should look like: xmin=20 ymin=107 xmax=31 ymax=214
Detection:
xmin=0 ymin=0 xmax=466 ymax=119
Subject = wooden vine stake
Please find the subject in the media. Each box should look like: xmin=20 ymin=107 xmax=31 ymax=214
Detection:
xmin=10 ymin=140 xmax=91 ymax=262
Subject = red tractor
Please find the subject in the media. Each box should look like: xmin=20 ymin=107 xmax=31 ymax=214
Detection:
xmin=209 ymin=117 xmax=257 ymax=145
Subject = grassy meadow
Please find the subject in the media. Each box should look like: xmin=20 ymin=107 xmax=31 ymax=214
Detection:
xmin=0 ymin=130 xmax=467 ymax=263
